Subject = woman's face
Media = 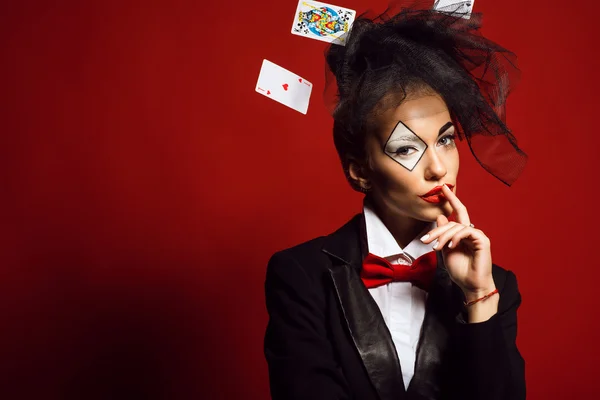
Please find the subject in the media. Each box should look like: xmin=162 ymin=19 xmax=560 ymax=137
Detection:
xmin=354 ymin=92 xmax=459 ymax=222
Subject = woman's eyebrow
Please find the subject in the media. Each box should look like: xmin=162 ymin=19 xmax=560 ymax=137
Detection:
xmin=386 ymin=122 xmax=454 ymax=144
xmin=438 ymin=122 xmax=454 ymax=136
xmin=386 ymin=121 xmax=423 ymax=144
xmin=387 ymin=135 xmax=422 ymax=144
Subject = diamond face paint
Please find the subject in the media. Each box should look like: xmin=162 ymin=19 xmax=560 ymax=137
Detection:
xmin=383 ymin=121 xmax=428 ymax=171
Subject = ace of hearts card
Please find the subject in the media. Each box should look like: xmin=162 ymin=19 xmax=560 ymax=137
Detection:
xmin=255 ymin=59 xmax=313 ymax=114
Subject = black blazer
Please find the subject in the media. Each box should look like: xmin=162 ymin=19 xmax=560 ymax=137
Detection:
xmin=264 ymin=214 xmax=525 ymax=400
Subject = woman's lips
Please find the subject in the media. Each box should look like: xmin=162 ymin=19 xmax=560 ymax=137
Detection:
xmin=419 ymin=184 xmax=454 ymax=203
xmin=420 ymin=194 xmax=446 ymax=204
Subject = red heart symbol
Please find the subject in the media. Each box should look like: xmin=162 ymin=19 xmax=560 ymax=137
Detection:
xmin=298 ymin=78 xmax=302 ymax=83
xmin=267 ymin=90 xmax=271 ymax=95
xmin=282 ymin=83 xmax=289 ymax=91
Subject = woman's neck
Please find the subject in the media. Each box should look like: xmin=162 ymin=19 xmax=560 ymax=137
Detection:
xmin=368 ymin=197 xmax=430 ymax=249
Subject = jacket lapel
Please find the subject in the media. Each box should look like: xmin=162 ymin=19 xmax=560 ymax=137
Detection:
xmin=407 ymin=252 xmax=464 ymax=399
xmin=322 ymin=215 xmax=406 ymax=400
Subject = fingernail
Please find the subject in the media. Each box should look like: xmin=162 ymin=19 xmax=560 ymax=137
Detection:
xmin=448 ymin=241 xmax=453 ymax=248
xmin=432 ymin=239 xmax=438 ymax=249
xmin=420 ymin=234 xmax=430 ymax=242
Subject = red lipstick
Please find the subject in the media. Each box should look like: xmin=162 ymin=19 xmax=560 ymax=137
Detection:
xmin=419 ymin=184 xmax=454 ymax=204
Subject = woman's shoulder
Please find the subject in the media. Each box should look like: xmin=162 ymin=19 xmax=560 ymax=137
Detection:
xmin=264 ymin=236 xmax=337 ymax=298
xmin=268 ymin=235 xmax=330 ymax=275
xmin=266 ymin=214 xmax=363 ymax=279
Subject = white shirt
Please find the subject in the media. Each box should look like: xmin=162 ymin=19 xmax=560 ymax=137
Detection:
xmin=363 ymin=202 xmax=437 ymax=390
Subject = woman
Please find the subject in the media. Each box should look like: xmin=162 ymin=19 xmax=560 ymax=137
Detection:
xmin=264 ymin=3 xmax=527 ymax=400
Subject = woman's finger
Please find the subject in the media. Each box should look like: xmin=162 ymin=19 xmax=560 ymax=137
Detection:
xmin=441 ymin=184 xmax=470 ymax=226
xmin=433 ymin=223 xmax=466 ymax=250
xmin=420 ymin=218 xmax=459 ymax=243
xmin=447 ymin=227 xmax=490 ymax=250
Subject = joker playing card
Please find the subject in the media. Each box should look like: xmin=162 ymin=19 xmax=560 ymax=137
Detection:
xmin=291 ymin=0 xmax=356 ymax=45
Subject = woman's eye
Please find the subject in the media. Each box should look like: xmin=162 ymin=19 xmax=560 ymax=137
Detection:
xmin=395 ymin=147 xmax=417 ymax=156
xmin=438 ymin=134 xmax=456 ymax=146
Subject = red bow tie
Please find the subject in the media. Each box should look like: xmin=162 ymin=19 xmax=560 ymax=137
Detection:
xmin=360 ymin=251 xmax=438 ymax=291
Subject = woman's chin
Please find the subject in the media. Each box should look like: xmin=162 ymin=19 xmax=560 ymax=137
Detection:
xmin=419 ymin=204 xmax=452 ymax=221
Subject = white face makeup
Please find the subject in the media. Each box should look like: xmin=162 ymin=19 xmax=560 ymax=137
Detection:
xmin=383 ymin=121 xmax=428 ymax=171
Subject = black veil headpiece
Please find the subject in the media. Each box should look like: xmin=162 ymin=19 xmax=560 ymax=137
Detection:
xmin=324 ymin=0 xmax=527 ymax=186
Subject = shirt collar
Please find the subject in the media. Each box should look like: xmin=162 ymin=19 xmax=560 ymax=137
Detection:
xmin=363 ymin=200 xmax=436 ymax=261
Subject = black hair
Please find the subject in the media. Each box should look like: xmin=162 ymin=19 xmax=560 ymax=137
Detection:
xmin=324 ymin=1 xmax=527 ymax=189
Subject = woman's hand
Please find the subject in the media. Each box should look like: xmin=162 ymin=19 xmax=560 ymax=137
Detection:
xmin=420 ymin=184 xmax=496 ymax=304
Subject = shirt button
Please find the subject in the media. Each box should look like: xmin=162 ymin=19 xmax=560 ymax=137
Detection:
xmin=396 ymin=255 xmax=411 ymax=265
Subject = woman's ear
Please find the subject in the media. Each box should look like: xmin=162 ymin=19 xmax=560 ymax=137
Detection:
xmin=348 ymin=158 xmax=371 ymax=191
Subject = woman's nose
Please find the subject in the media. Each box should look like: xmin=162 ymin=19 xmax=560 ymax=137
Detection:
xmin=423 ymin=148 xmax=447 ymax=180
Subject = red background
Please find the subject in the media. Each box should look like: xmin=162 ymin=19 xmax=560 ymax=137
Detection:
xmin=1 ymin=0 xmax=599 ymax=398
